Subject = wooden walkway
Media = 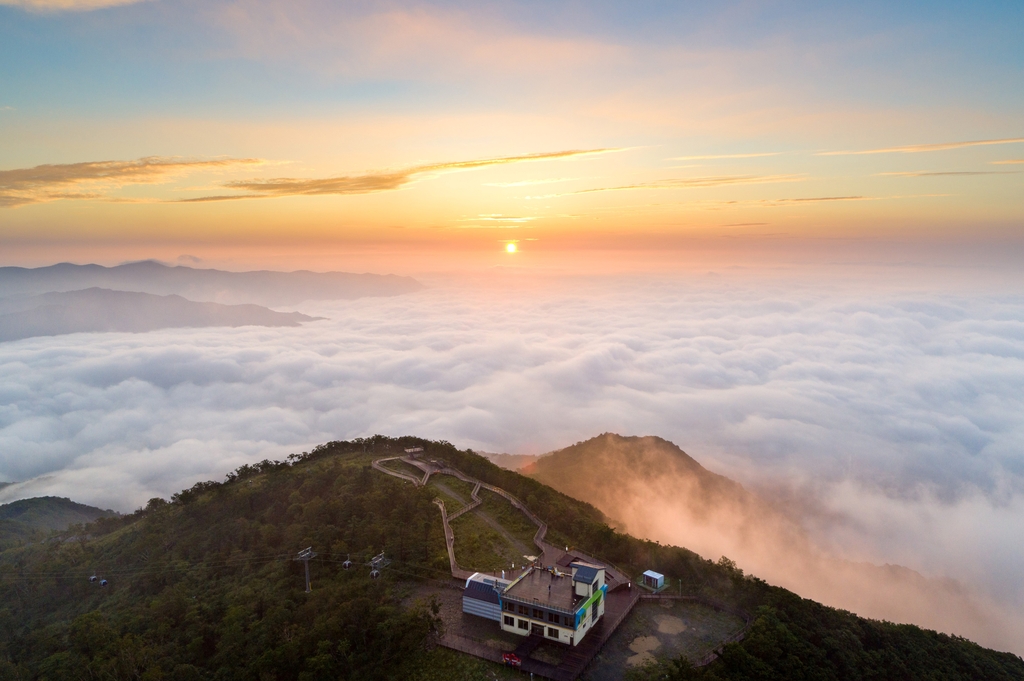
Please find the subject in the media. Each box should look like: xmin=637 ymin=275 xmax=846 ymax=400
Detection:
xmin=374 ymin=456 xmax=554 ymax=579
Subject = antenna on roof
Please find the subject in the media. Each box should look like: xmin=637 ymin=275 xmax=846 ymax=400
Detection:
xmin=295 ymin=547 xmax=317 ymax=593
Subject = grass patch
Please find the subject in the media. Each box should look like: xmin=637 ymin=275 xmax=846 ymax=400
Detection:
xmin=433 ymin=475 xmax=478 ymax=501
xmin=428 ymin=484 xmax=466 ymax=514
xmin=450 ymin=511 xmax=523 ymax=572
xmin=479 ymin=489 xmax=540 ymax=547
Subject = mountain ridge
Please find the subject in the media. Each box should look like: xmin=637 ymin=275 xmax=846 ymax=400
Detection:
xmin=0 ymin=496 xmax=119 ymax=549
xmin=0 ymin=260 xmax=423 ymax=306
xmin=0 ymin=288 xmax=323 ymax=342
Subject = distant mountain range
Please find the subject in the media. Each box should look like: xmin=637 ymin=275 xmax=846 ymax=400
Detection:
xmin=0 ymin=288 xmax=324 ymax=342
xmin=0 ymin=260 xmax=424 ymax=341
xmin=477 ymin=451 xmax=540 ymax=470
xmin=0 ymin=260 xmax=423 ymax=306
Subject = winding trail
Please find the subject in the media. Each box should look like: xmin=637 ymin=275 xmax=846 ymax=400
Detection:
xmin=372 ymin=455 xmax=631 ymax=587
xmin=374 ymin=456 xmax=544 ymax=578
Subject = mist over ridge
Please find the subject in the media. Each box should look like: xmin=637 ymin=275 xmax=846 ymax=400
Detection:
xmin=526 ymin=433 xmax=1021 ymax=653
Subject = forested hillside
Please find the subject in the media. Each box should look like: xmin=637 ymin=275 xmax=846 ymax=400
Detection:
xmin=0 ymin=437 xmax=1020 ymax=681
xmin=0 ymin=497 xmax=118 ymax=551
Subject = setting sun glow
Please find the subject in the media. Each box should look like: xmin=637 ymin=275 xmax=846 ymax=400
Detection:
xmin=506 ymin=243 xmax=517 ymax=253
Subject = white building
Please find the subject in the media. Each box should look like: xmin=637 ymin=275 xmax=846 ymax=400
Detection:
xmin=494 ymin=562 xmax=607 ymax=646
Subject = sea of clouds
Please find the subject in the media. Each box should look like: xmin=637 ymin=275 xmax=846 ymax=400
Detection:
xmin=1 ymin=267 xmax=1022 ymax=646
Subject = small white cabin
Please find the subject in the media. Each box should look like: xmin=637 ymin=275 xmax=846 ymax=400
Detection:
xmin=642 ymin=570 xmax=665 ymax=590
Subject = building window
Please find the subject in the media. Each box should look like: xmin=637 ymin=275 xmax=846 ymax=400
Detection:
xmin=564 ymin=615 xmax=573 ymax=627
xmin=547 ymin=627 xmax=559 ymax=638
xmin=518 ymin=605 xmax=528 ymax=615
xmin=504 ymin=615 xmax=514 ymax=626
xmin=548 ymin=612 xmax=558 ymax=623
xmin=518 ymin=619 xmax=529 ymax=630
xmin=533 ymin=608 xmax=543 ymax=619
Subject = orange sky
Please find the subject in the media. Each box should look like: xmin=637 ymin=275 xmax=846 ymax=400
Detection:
xmin=1 ymin=1 xmax=1022 ymax=271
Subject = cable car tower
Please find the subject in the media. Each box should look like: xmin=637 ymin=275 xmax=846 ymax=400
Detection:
xmin=295 ymin=547 xmax=317 ymax=593
xmin=367 ymin=551 xmax=391 ymax=579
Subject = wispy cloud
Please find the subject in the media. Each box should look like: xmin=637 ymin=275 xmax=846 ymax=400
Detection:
xmin=484 ymin=178 xmax=580 ymax=187
xmin=202 ymin=149 xmax=618 ymax=202
xmin=767 ymin=195 xmax=870 ymax=203
xmin=818 ymin=137 xmax=1024 ymax=156
xmin=0 ymin=0 xmax=148 ymax=11
xmin=536 ymin=174 xmax=804 ymax=198
xmin=877 ymin=170 xmax=1020 ymax=177
xmin=457 ymin=214 xmax=537 ymax=223
xmin=991 ymin=159 xmax=1024 ymax=165
xmin=0 ymin=157 xmax=262 ymax=207
xmin=716 ymin=194 xmax=949 ymax=208
xmin=669 ymin=152 xmax=783 ymax=161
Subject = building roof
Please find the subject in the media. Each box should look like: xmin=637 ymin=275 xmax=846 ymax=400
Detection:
xmin=464 ymin=579 xmax=500 ymax=604
xmin=572 ymin=564 xmax=601 ymax=585
xmin=556 ymin=554 xmax=576 ymax=568
xmin=642 ymin=570 xmax=665 ymax=580
xmin=503 ymin=567 xmax=576 ymax=613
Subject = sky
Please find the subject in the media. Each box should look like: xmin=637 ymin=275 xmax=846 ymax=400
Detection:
xmin=1 ymin=0 xmax=1023 ymax=269
xmin=2 ymin=0 xmax=1024 ymax=652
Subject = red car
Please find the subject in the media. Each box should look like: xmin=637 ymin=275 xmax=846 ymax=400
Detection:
xmin=502 ymin=652 xmax=522 ymax=668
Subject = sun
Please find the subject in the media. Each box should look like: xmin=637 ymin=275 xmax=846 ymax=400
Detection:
xmin=506 ymin=243 xmax=517 ymax=253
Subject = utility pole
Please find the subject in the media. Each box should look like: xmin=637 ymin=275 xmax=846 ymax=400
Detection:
xmin=295 ymin=547 xmax=317 ymax=593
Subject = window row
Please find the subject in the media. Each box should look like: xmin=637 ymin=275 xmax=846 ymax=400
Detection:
xmin=502 ymin=616 xmax=562 ymax=641
xmin=502 ymin=601 xmax=573 ymax=627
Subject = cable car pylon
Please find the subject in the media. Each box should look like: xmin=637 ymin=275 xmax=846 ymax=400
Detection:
xmin=294 ymin=547 xmax=317 ymax=593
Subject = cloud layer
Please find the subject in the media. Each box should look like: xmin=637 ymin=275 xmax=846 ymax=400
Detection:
xmin=1 ymin=270 xmax=1023 ymax=644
